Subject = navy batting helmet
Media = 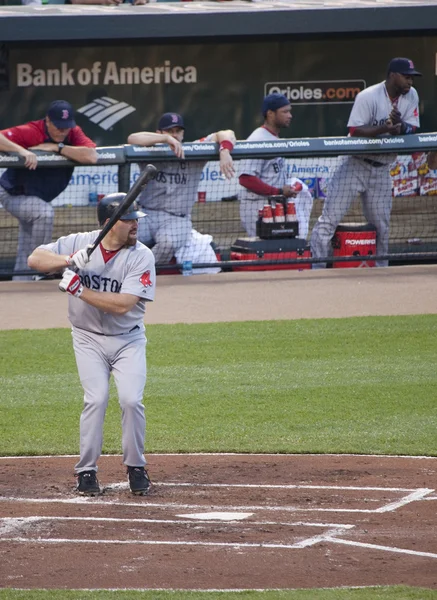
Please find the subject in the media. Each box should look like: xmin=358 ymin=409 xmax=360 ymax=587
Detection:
xmin=97 ymin=192 xmax=146 ymax=226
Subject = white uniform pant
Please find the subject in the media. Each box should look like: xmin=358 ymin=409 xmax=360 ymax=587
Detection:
xmin=239 ymin=188 xmax=314 ymax=240
xmin=137 ymin=209 xmax=192 ymax=264
xmin=0 ymin=187 xmax=54 ymax=280
xmin=72 ymin=327 xmax=147 ymax=474
xmin=310 ymin=156 xmax=392 ymax=268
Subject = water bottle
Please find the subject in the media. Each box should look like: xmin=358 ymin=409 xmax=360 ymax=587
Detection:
xmin=88 ymin=181 xmax=98 ymax=205
xmin=182 ymin=260 xmax=193 ymax=276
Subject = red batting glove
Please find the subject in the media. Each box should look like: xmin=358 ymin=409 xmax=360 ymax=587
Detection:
xmin=59 ymin=269 xmax=84 ymax=297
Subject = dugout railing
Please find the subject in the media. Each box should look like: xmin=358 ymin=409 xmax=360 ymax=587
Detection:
xmin=1 ymin=133 xmax=437 ymax=278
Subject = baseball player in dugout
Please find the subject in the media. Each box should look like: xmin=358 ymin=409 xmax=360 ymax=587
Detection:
xmin=0 ymin=100 xmax=97 ymax=281
xmin=238 ymin=93 xmax=313 ymax=240
xmin=27 ymin=195 xmax=156 ymax=496
xmin=310 ymin=57 xmax=421 ymax=268
xmin=127 ymin=112 xmax=236 ymax=265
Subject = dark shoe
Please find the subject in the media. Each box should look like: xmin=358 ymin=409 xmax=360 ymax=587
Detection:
xmin=127 ymin=466 xmax=151 ymax=495
xmin=76 ymin=470 xmax=100 ymax=496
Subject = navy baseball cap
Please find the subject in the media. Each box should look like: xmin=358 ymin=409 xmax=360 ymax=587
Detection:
xmin=47 ymin=100 xmax=76 ymax=129
xmin=158 ymin=112 xmax=185 ymax=131
xmin=262 ymin=93 xmax=290 ymax=117
xmin=387 ymin=57 xmax=422 ymax=76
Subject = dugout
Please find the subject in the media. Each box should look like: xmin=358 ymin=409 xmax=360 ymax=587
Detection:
xmin=1 ymin=0 xmax=437 ymax=276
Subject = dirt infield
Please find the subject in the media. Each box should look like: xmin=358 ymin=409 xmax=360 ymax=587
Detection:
xmin=1 ymin=454 xmax=436 ymax=590
xmin=1 ymin=266 xmax=436 ymax=591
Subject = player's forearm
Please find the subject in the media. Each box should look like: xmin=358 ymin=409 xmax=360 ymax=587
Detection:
xmin=0 ymin=132 xmax=26 ymax=154
xmin=350 ymin=126 xmax=390 ymax=138
xmin=28 ymin=249 xmax=69 ymax=273
xmin=127 ymin=132 xmax=171 ymax=146
xmin=239 ymin=174 xmax=281 ymax=196
xmin=30 ymin=143 xmax=97 ymax=164
xmin=79 ymin=289 xmax=139 ymax=315
xmin=215 ymin=130 xmax=237 ymax=145
xmin=61 ymin=146 xmax=98 ymax=164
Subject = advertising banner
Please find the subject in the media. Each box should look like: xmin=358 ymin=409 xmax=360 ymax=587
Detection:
xmin=0 ymin=36 xmax=436 ymax=147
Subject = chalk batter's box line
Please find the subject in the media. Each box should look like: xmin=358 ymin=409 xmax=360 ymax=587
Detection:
xmin=0 ymin=485 xmax=433 ymax=513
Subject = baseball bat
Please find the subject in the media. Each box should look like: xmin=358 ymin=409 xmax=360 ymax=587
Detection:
xmin=87 ymin=163 xmax=157 ymax=258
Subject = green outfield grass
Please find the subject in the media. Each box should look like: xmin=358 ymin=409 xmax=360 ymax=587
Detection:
xmin=1 ymin=315 xmax=436 ymax=599
xmin=1 ymin=586 xmax=437 ymax=599
xmin=0 ymin=314 xmax=436 ymax=457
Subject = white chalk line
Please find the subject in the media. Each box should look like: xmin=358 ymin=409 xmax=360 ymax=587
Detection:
xmin=375 ymin=488 xmax=433 ymax=512
xmin=0 ymin=526 xmax=351 ymax=551
xmin=0 ymin=497 xmax=413 ymax=513
xmin=0 ymin=515 xmax=356 ymax=529
xmin=1 ymin=452 xmax=436 ymax=459
xmin=326 ymin=536 xmax=437 ymax=559
xmin=151 ymin=482 xmax=426 ymax=492
xmin=3 ymin=529 xmax=437 ymax=560
xmin=1 ymin=485 xmax=433 ymax=513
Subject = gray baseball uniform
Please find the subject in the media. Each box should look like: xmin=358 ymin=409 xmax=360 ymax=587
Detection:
xmin=39 ymin=230 xmax=156 ymax=473
xmin=311 ymin=81 xmax=420 ymax=268
xmin=136 ymin=135 xmax=214 ymax=264
xmin=239 ymin=126 xmax=313 ymax=239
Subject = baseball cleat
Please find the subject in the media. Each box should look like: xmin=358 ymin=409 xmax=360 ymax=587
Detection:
xmin=76 ymin=470 xmax=100 ymax=496
xmin=127 ymin=466 xmax=152 ymax=495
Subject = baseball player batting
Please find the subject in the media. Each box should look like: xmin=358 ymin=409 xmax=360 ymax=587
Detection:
xmin=311 ymin=57 xmax=421 ymax=268
xmin=28 ymin=193 xmax=156 ymax=496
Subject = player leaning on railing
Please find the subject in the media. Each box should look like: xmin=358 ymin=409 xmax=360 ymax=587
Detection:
xmin=0 ymin=100 xmax=97 ymax=281
xmin=127 ymin=112 xmax=236 ymax=266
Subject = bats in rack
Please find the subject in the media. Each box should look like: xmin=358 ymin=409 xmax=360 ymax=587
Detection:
xmin=86 ymin=163 xmax=157 ymax=259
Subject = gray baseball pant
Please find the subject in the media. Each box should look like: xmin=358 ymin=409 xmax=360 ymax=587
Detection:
xmin=72 ymin=327 xmax=147 ymax=474
xmin=0 ymin=188 xmax=54 ymax=280
xmin=137 ymin=209 xmax=192 ymax=264
xmin=310 ymin=156 xmax=392 ymax=268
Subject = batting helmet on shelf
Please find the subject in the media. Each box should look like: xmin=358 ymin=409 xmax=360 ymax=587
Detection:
xmin=97 ymin=192 xmax=146 ymax=226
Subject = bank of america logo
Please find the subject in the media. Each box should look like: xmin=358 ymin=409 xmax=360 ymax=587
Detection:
xmin=77 ymin=96 xmax=136 ymax=130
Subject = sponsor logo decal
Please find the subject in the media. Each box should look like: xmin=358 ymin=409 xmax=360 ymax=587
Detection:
xmin=77 ymin=97 xmax=136 ymax=130
xmin=264 ymin=80 xmax=366 ymax=105
xmin=345 ymin=239 xmax=376 ymax=246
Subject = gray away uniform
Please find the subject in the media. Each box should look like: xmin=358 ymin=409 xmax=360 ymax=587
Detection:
xmin=239 ymin=126 xmax=314 ymax=239
xmin=39 ymin=230 xmax=156 ymax=473
xmin=136 ymin=135 xmax=214 ymax=264
xmin=311 ymin=81 xmax=420 ymax=268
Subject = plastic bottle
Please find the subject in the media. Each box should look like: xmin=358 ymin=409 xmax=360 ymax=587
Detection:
xmin=88 ymin=181 xmax=98 ymax=205
xmin=182 ymin=260 xmax=193 ymax=276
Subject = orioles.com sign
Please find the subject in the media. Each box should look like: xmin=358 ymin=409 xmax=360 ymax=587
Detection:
xmin=264 ymin=80 xmax=366 ymax=105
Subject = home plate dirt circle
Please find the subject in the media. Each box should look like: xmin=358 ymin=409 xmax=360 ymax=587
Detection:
xmin=1 ymin=453 xmax=436 ymax=590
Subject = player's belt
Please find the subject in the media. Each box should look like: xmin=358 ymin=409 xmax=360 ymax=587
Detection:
xmin=361 ymin=158 xmax=386 ymax=168
xmin=166 ymin=210 xmax=187 ymax=218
